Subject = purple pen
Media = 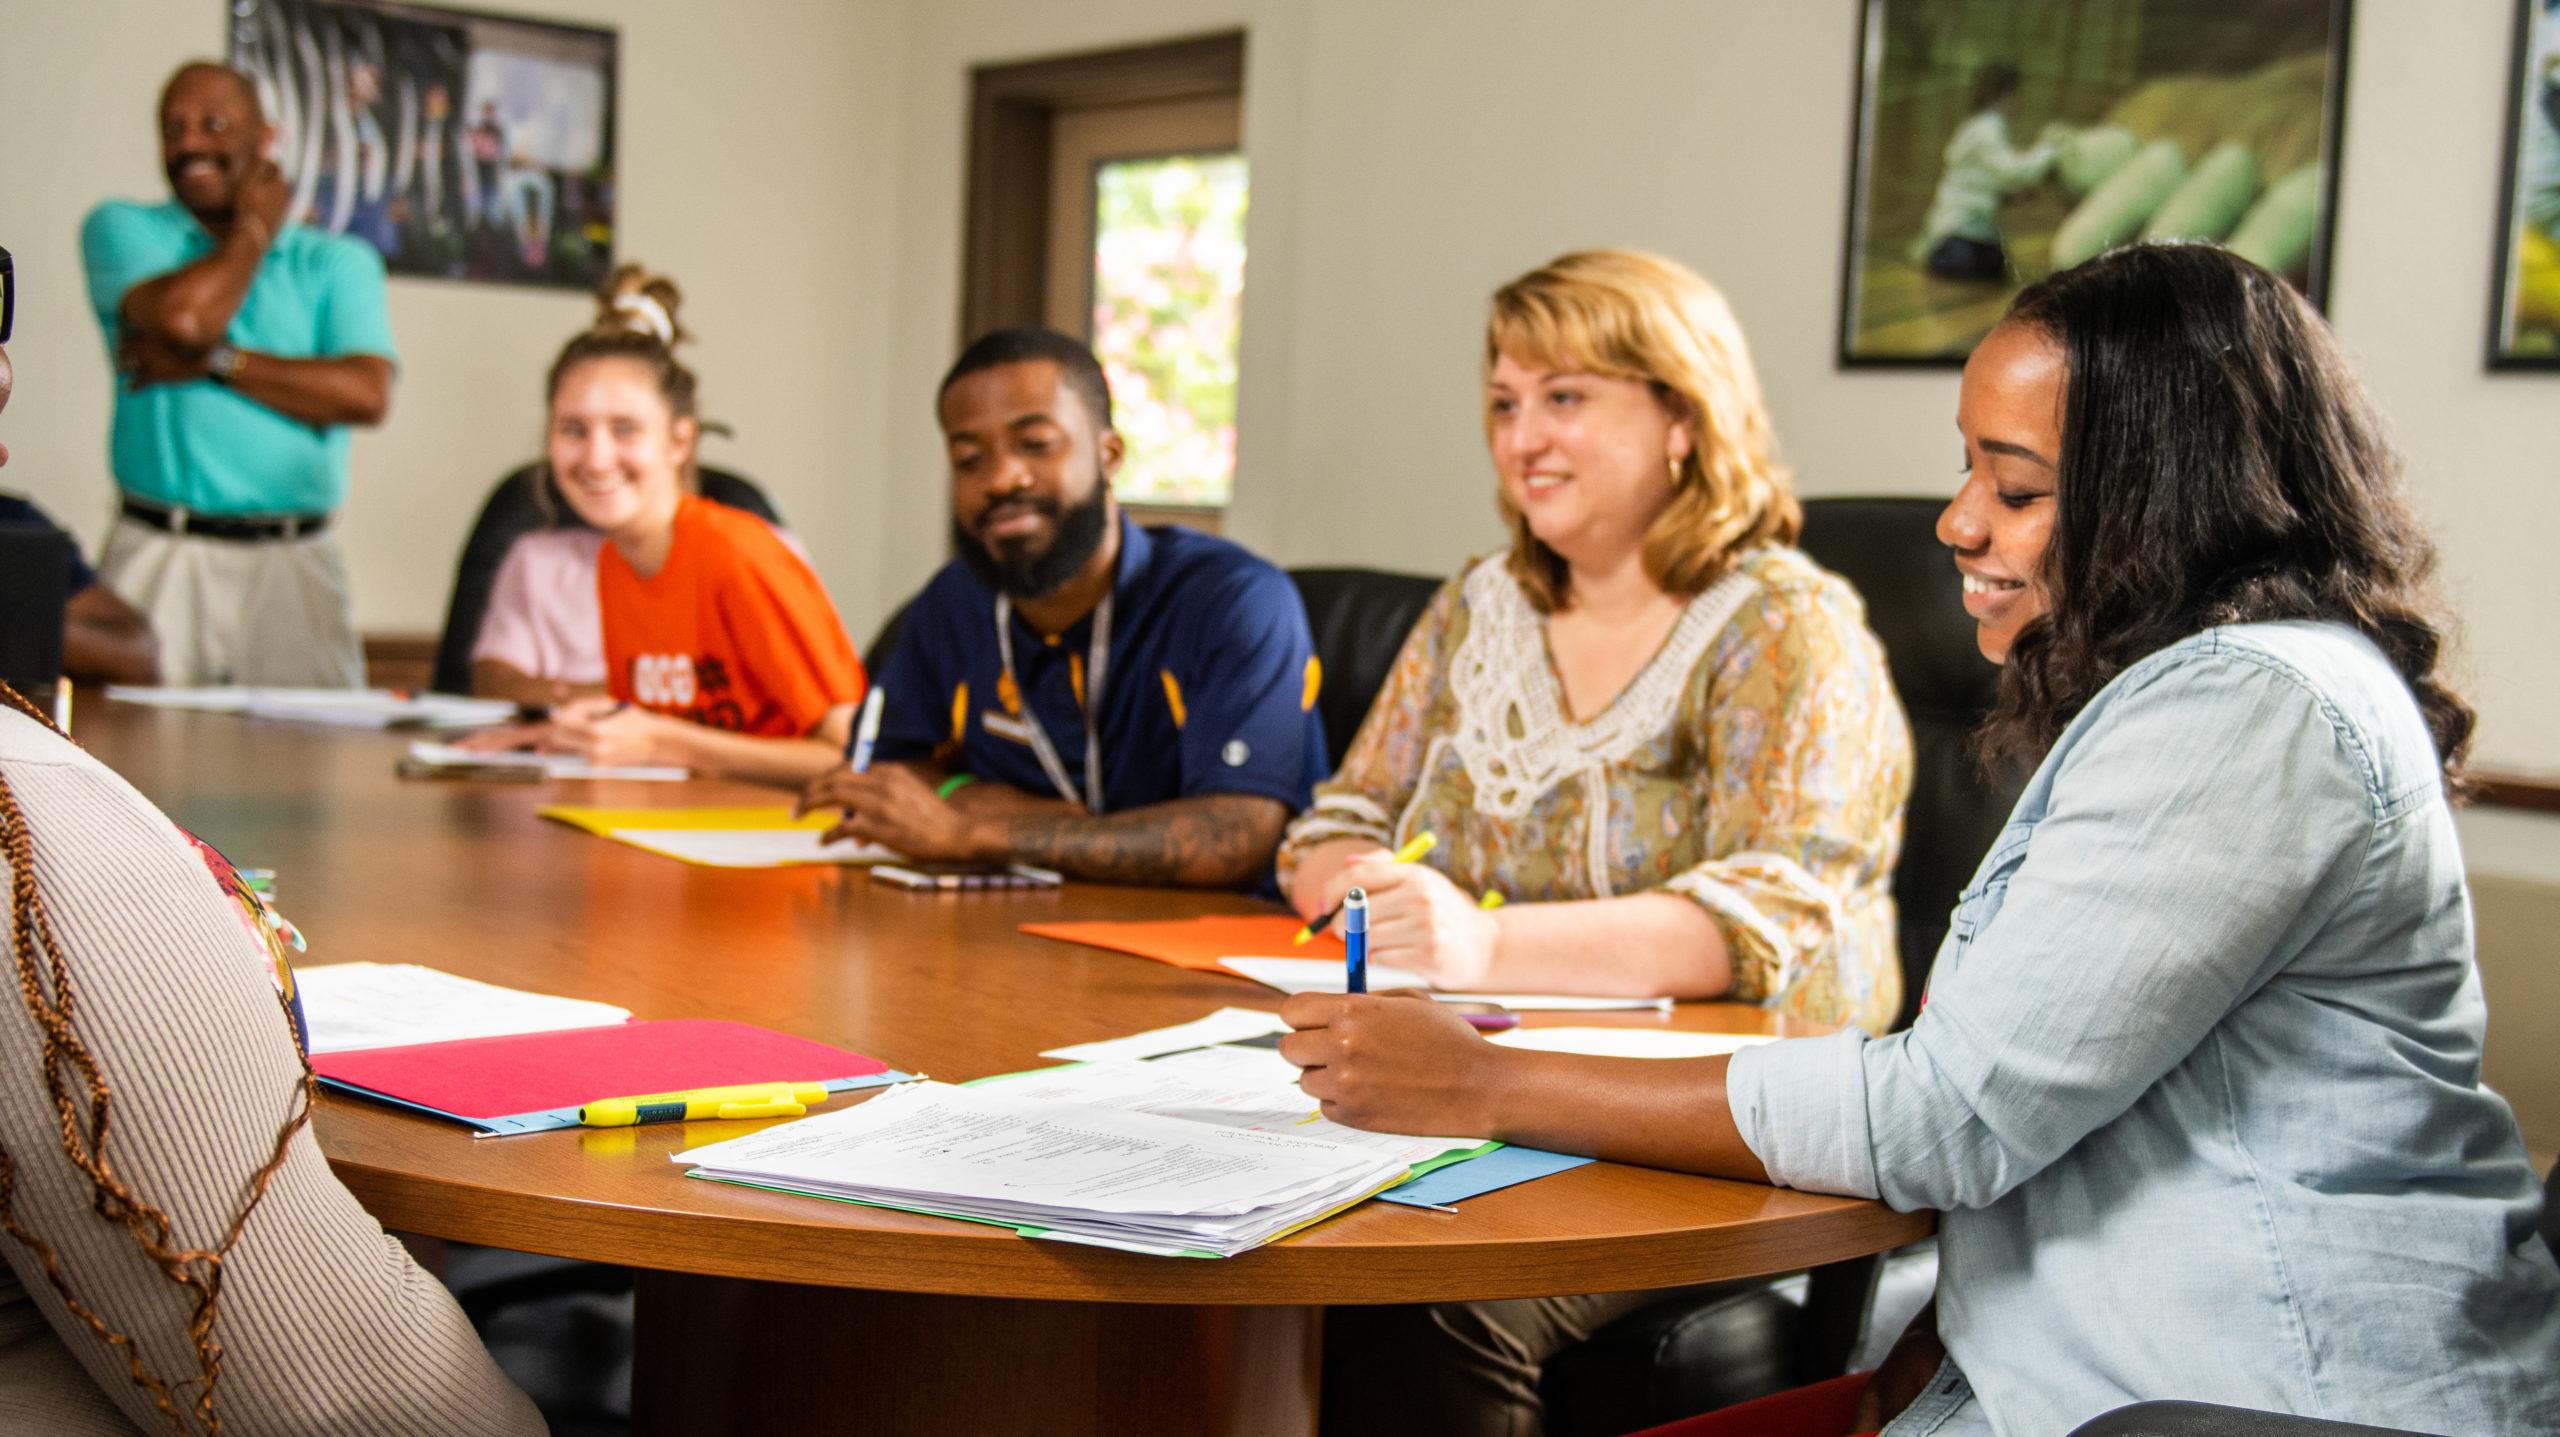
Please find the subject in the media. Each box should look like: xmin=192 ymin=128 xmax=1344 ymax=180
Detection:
xmin=1461 ymin=1012 xmax=1519 ymax=1033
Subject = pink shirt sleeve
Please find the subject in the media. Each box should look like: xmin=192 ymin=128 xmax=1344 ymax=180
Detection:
xmin=471 ymin=531 xmax=608 ymax=685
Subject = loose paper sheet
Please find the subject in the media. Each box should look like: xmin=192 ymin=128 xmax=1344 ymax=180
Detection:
xmin=106 ymin=686 xmax=513 ymax=728
xmin=406 ymin=741 xmax=686 ymax=782
xmin=608 ymin=828 xmax=902 ymax=868
xmin=1217 ymin=957 xmax=1675 ymax=1012
xmin=1037 ymin=1007 xmax=1292 ymax=1063
xmin=1487 ymin=1027 xmax=1781 ymax=1059
xmin=296 ymin=962 xmax=632 ymax=1053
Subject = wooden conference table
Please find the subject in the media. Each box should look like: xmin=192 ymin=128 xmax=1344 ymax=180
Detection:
xmin=84 ymin=699 xmax=1930 ymax=1436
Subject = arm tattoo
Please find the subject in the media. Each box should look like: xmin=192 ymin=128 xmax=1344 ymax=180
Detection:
xmin=1000 ymin=793 xmax=1290 ymax=888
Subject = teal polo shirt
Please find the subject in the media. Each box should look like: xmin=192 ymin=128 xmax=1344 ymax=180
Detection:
xmin=80 ymin=201 xmax=398 ymax=516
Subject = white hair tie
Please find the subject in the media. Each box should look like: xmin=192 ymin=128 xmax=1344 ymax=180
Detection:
xmin=611 ymin=293 xmax=674 ymax=344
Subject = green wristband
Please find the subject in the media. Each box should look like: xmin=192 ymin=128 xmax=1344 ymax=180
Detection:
xmin=935 ymin=773 xmax=978 ymax=801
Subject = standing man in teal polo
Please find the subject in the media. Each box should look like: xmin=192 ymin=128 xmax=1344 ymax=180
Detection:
xmin=81 ymin=61 xmax=397 ymax=687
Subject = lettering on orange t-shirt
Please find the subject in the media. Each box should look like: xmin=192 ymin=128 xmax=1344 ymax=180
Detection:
xmin=598 ymin=496 xmax=865 ymax=737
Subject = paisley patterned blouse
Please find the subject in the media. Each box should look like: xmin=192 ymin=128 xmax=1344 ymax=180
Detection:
xmin=1277 ymin=546 xmax=1913 ymax=1033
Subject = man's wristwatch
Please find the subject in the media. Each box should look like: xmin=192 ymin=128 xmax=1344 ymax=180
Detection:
xmin=206 ymin=343 xmax=244 ymax=383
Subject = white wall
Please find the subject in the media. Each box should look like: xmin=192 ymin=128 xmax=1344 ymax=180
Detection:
xmin=0 ymin=0 xmax=908 ymax=639
xmin=8 ymin=2 xmax=2547 ymax=781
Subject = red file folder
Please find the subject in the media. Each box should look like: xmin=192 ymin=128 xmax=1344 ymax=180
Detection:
xmin=313 ymin=1018 xmax=902 ymax=1135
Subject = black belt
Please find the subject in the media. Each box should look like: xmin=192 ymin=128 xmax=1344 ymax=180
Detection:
xmin=121 ymin=497 xmax=330 ymax=542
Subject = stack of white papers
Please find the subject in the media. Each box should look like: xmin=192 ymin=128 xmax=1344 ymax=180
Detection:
xmin=295 ymin=962 xmax=632 ymax=1053
xmin=405 ymin=740 xmax=688 ymax=782
xmin=676 ymin=1077 xmax=1417 ymax=1257
xmin=992 ymin=1044 xmax=1490 ymax=1172
xmin=1218 ymin=956 xmax=1675 ymax=1012
xmin=108 ymin=686 xmax=516 ymax=730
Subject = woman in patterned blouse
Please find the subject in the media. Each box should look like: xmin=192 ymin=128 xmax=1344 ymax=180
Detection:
xmin=1279 ymin=248 xmax=1913 ymax=1036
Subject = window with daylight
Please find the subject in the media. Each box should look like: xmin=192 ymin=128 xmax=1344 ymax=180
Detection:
xmin=1089 ymin=152 xmax=1247 ymax=510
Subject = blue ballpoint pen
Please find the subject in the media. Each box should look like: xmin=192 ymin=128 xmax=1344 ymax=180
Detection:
xmin=1342 ymin=887 xmax=1369 ymax=994
xmin=844 ymin=687 xmax=886 ymax=772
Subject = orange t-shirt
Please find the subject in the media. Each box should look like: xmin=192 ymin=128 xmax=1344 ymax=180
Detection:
xmin=598 ymin=495 xmax=865 ymax=736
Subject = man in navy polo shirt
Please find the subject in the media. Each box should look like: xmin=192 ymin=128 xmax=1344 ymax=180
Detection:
xmin=800 ymin=328 xmax=1325 ymax=888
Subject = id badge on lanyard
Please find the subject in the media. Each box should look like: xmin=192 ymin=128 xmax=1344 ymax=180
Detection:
xmin=994 ymin=592 xmax=1111 ymax=812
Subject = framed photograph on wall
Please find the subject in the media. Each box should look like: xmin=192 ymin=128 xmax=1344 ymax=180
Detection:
xmin=1838 ymin=0 xmax=2353 ymax=367
xmin=2491 ymin=0 xmax=2560 ymax=367
xmin=228 ymin=0 xmax=617 ymax=290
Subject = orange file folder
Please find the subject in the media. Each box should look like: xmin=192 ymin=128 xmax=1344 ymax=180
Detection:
xmin=1019 ymin=914 xmax=1341 ymax=971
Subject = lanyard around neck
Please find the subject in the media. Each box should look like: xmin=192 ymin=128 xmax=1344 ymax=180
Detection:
xmin=993 ymin=590 xmax=1112 ymax=812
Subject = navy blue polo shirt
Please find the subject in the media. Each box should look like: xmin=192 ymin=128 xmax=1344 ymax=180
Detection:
xmin=0 ymin=496 xmax=98 ymax=592
xmin=871 ymin=518 xmax=1328 ymax=821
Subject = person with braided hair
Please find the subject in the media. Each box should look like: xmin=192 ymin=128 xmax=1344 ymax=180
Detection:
xmin=0 ymin=244 xmax=541 ymax=1436
xmin=463 ymin=264 xmax=867 ymax=785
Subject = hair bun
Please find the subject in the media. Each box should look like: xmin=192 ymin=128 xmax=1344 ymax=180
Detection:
xmin=593 ymin=262 xmax=686 ymax=347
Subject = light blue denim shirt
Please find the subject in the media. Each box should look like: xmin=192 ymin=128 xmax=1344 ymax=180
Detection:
xmin=1728 ymin=621 xmax=2560 ymax=1436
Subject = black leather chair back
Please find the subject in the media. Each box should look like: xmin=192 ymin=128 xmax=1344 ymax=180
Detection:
xmin=430 ymin=464 xmax=782 ymax=695
xmin=1798 ymin=497 xmax=2023 ymax=1027
xmin=865 ymin=602 xmax=910 ymax=677
xmin=0 ymin=526 xmax=71 ymax=706
xmin=1286 ymin=566 xmax=1442 ymax=765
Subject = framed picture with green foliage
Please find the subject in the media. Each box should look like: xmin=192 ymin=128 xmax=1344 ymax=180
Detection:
xmin=2491 ymin=0 xmax=2560 ymax=367
xmin=1838 ymin=0 xmax=2353 ymax=366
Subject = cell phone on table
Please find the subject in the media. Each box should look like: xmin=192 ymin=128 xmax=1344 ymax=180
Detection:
xmin=869 ymin=862 xmax=1062 ymax=891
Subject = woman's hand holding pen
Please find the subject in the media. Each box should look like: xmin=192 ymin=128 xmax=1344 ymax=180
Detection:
xmin=1329 ymin=852 xmax=1502 ymax=990
xmin=542 ymin=697 xmax=682 ymax=767
xmin=1279 ymin=991 xmax=1509 ymax=1137
xmin=1287 ymin=837 xmax=1388 ymax=921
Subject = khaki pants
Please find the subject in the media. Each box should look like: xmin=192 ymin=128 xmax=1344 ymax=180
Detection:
xmin=98 ymin=516 xmax=364 ymax=688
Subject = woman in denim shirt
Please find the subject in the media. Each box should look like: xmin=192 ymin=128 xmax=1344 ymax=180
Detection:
xmin=1280 ymin=242 xmax=2560 ymax=1437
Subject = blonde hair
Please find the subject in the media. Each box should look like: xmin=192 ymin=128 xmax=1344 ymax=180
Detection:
xmin=1485 ymin=249 xmax=1800 ymax=613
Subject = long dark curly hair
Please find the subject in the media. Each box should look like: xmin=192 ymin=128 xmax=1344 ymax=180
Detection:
xmin=1975 ymin=243 xmax=2473 ymax=785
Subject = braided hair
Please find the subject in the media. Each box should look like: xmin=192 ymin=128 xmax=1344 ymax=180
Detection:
xmin=0 ymin=681 xmax=316 ymax=1435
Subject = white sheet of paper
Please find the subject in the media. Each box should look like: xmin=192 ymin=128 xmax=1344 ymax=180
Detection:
xmin=103 ymin=685 xmax=253 ymax=711
xmin=406 ymin=740 xmax=688 ymax=782
xmin=105 ymin=687 xmax=516 ymax=729
xmin=249 ymin=690 xmax=517 ymax=729
xmin=1216 ymin=957 xmax=1674 ymax=1012
xmin=295 ymin=962 xmax=631 ymax=1053
xmin=608 ymin=828 xmax=902 ymax=867
xmin=1488 ymin=1027 xmax=1780 ymax=1059
xmin=1038 ymin=1007 xmax=1291 ymax=1063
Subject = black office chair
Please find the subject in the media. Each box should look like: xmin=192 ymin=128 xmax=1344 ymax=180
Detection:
xmin=0 ymin=526 xmax=72 ymax=712
xmin=428 ymin=463 xmax=783 ymax=695
xmin=1285 ymin=566 xmax=1442 ymax=762
xmin=1542 ymin=497 xmax=2026 ymax=1436
xmin=864 ymin=600 xmax=910 ymax=678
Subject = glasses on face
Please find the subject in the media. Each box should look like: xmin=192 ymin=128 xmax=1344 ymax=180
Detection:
xmin=0 ymin=246 xmax=14 ymax=345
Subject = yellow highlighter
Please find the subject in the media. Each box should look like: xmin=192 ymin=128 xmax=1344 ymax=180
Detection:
xmin=578 ymin=1081 xmax=829 ymax=1127
xmin=1294 ymin=832 xmax=1439 ymax=944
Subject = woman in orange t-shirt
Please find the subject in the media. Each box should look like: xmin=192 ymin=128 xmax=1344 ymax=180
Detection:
xmin=475 ymin=265 xmax=865 ymax=784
